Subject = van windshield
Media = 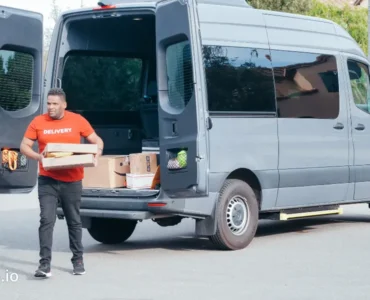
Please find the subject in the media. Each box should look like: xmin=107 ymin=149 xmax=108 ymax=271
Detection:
xmin=62 ymin=54 xmax=143 ymax=112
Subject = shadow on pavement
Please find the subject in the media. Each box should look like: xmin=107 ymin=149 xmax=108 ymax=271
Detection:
xmin=0 ymin=209 xmax=369 ymax=254
xmin=83 ymin=236 xmax=215 ymax=254
xmin=82 ymin=213 xmax=370 ymax=253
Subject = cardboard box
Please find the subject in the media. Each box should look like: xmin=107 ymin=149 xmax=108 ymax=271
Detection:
xmin=83 ymin=155 xmax=130 ymax=188
xmin=44 ymin=143 xmax=98 ymax=155
xmin=42 ymin=154 xmax=96 ymax=171
xmin=129 ymin=152 xmax=157 ymax=175
xmin=127 ymin=173 xmax=155 ymax=189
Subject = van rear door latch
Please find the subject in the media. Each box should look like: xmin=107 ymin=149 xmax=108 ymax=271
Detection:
xmin=128 ymin=129 xmax=133 ymax=140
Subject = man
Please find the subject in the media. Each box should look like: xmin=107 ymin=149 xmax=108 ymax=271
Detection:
xmin=20 ymin=88 xmax=104 ymax=278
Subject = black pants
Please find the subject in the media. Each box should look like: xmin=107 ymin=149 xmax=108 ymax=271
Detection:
xmin=37 ymin=175 xmax=83 ymax=265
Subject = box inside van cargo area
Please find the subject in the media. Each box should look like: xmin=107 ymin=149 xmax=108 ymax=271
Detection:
xmin=58 ymin=10 xmax=163 ymax=198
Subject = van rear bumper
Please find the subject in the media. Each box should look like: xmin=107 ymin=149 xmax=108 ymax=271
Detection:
xmin=56 ymin=196 xmax=162 ymax=220
xmin=56 ymin=192 xmax=218 ymax=220
xmin=80 ymin=197 xmax=155 ymax=211
xmin=56 ymin=207 xmax=156 ymax=220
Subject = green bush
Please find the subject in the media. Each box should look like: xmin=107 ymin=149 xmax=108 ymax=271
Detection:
xmin=247 ymin=0 xmax=312 ymax=14
xmin=247 ymin=0 xmax=368 ymax=55
xmin=308 ymin=0 xmax=367 ymax=55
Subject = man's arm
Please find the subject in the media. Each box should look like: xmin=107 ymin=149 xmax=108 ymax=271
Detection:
xmin=20 ymin=119 xmax=43 ymax=162
xmin=20 ymin=137 xmax=43 ymax=162
xmin=85 ymin=132 xmax=104 ymax=157
xmin=79 ymin=115 xmax=104 ymax=156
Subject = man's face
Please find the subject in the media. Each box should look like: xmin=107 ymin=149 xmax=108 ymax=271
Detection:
xmin=47 ymin=95 xmax=67 ymax=119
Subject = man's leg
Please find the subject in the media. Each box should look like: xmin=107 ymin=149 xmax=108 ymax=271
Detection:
xmin=36 ymin=176 xmax=59 ymax=278
xmin=59 ymin=180 xmax=85 ymax=275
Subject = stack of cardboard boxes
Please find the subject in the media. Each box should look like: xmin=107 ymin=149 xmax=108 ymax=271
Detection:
xmin=125 ymin=153 xmax=157 ymax=189
xmin=83 ymin=152 xmax=158 ymax=189
xmin=42 ymin=143 xmax=158 ymax=190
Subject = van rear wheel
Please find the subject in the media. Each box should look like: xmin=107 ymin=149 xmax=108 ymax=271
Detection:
xmin=87 ymin=218 xmax=137 ymax=244
xmin=210 ymin=179 xmax=259 ymax=250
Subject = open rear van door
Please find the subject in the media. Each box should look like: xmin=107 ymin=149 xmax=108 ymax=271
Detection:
xmin=156 ymin=0 xmax=209 ymax=197
xmin=0 ymin=6 xmax=43 ymax=193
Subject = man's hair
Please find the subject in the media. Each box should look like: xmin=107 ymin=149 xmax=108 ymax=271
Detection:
xmin=48 ymin=88 xmax=66 ymax=101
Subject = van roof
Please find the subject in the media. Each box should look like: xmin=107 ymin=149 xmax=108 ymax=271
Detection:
xmin=259 ymin=9 xmax=366 ymax=58
xmin=62 ymin=0 xmax=251 ymax=14
xmin=60 ymin=0 xmax=366 ymax=59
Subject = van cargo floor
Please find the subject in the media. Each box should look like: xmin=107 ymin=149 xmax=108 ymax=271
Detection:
xmin=81 ymin=188 xmax=159 ymax=198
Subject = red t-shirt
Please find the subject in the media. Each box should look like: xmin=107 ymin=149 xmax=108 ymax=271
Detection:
xmin=24 ymin=111 xmax=95 ymax=182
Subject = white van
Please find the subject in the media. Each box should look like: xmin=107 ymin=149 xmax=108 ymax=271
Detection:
xmin=1 ymin=0 xmax=369 ymax=250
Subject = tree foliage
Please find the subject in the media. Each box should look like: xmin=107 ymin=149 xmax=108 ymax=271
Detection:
xmin=247 ymin=0 xmax=313 ymax=14
xmin=61 ymin=55 xmax=143 ymax=112
xmin=247 ymin=0 xmax=368 ymax=55
xmin=309 ymin=0 xmax=368 ymax=54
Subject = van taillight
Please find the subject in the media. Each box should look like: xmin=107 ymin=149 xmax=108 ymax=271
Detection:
xmin=93 ymin=4 xmax=116 ymax=10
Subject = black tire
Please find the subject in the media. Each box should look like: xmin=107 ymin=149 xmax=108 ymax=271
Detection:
xmin=87 ymin=218 xmax=137 ymax=244
xmin=210 ymin=179 xmax=259 ymax=250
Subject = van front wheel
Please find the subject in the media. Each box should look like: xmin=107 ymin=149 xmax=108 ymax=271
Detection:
xmin=210 ymin=179 xmax=259 ymax=250
xmin=88 ymin=218 xmax=137 ymax=244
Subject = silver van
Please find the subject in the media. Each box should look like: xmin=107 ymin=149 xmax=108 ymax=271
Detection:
xmin=1 ymin=0 xmax=369 ymax=250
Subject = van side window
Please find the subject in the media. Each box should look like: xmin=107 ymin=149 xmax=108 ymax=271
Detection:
xmin=62 ymin=55 xmax=143 ymax=111
xmin=0 ymin=50 xmax=34 ymax=111
xmin=203 ymin=45 xmax=276 ymax=113
xmin=347 ymin=59 xmax=370 ymax=114
xmin=270 ymin=50 xmax=339 ymax=119
xmin=165 ymin=41 xmax=194 ymax=112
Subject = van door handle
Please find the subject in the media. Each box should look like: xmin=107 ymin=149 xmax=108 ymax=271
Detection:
xmin=355 ymin=124 xmax=365 ymax=131
xmin=172 ymin=122 xmax=177 ymax=136
xmin=333 ymin=122 xmax=344 ymax=130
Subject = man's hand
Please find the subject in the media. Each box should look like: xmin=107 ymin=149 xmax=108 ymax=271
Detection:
xmin=85 ymin=132 xmax=104 ymax=162
xmin=37 ymin=150 xmax=46 ymax=162
xmin=37 ymin=153 xmax=44 ymax=162
xmin=20 ymin=137 xmax=43 ymax=162
xmin=95 ymin=147 xmax=102 ymax=160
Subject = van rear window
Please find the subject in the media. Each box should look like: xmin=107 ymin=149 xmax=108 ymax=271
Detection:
xmin=0 ymin=50 xmax=34 ymax=112
xmin=62 ymin=54 xmax=143 ymax=111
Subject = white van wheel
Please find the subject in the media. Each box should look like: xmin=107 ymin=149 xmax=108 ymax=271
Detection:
xmin=226 ymin=195 xmax=250 ymax=235
xmin=210 ymin=179 xmax=259 ymax=250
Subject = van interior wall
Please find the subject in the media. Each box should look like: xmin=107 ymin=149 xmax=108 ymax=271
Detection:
xmin=60 ymin=13 xmax=159 ymax=157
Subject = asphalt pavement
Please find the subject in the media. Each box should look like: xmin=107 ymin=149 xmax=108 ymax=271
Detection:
xmin=1 ymin=189 xmax=370 ymax=300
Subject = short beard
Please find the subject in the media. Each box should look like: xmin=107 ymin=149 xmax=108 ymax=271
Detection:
xmin=49 ymin=113 xmax=64 ymax=120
